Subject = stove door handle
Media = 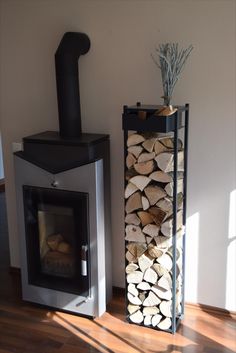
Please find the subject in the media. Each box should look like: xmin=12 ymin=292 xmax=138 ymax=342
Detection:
xmin=81 ymin=245 xmax=88 ymax=277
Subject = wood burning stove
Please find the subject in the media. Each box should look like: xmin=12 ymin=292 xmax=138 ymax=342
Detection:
xmin=13 ymin=32 xmax=112 ymax=317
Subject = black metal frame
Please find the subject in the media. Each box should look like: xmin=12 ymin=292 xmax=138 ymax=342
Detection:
xmin=122 ymin=103 xmax=189 ymax=334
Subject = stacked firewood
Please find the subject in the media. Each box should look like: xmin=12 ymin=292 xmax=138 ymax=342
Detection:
xmin=125 ymin=132 xmax=184 ymax=330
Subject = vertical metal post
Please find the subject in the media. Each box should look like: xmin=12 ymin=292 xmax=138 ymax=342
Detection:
xmin=171 ymin=110 xmax=179 ymax=333
xmin=123 ymin=106 xmax=129 ymax=321
xmin=181 ymin=104 xmax=189 ymax=316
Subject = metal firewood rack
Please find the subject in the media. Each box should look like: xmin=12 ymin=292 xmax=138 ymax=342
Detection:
xmin=122 ymin=103 xmax=189 ymax=333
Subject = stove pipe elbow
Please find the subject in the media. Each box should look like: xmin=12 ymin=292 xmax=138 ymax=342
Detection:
xmin=55 ymin=32 xmax=90 ymax=138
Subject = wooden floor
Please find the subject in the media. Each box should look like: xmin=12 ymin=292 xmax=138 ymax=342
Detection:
xmin=0 ymin=192 xmax=235 ymax=353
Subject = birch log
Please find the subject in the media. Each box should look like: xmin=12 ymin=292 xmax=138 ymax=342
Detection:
xmin=134 ymin=160 xmax=155 ymax=175
xmin=126 ymin=153 xmax=136 ymax=169
xmin=125 ymin=225 xmax=146 ymax=242
xmin=128 ymin=145 xmax=143 ymax=158
xmin=129 ymin=310 xmax=144 ymax=324
xmin=127 ymin=134 xmax=145 ymax=147
xmin=142 ymin=138 xmax=157 ymax=152
xmin=137 ymin=211 xmax=153 ymax=226
xmin=155 ymin=151 xmax=184 ymax=172
xmin=158 ymin=318 xmax=171 ymax=330
xmin=138 ymin=152 xmax=155 ymax=163
xmin=125 ymin=213 xmax=140 ymax=225
xmin=125 ymin=182 xmax=138 ymax=198
xmin=144 ymin=186 xmax=166 ymax=205
xmin=129 ymin=175 xmax=151 ymax=191
xmin=125 ymin=192 xmax=142 ymax=213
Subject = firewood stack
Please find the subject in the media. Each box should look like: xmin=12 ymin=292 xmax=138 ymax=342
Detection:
xmin=125 ymin=132 xmax=184 ymax=330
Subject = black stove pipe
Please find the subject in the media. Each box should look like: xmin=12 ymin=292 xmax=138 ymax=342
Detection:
xmin=55 ymin=32 xmax=90 ymax=138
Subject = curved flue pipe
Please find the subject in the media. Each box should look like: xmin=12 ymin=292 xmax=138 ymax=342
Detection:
xmin=55 ymin=32 xmax=90 ymax=138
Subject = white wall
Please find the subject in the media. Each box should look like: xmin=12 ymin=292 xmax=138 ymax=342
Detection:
xmin=0 ymin=0 xmax=235 ymax=311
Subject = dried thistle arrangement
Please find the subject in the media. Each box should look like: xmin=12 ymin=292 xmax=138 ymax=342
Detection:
xmin=152 ymin=43 xmax=193 ymax=108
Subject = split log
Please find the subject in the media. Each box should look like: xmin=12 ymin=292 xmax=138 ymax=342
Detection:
xmin=153 ymin=263 xmax=170 ymax=277
xmin=143 ymin=306 xmax=159 ymax=316
xmin=159 ymin=301 xmax=172 ymax=317
xmin=158 ymin=318 xmax=172 ymax=330
xmin=126 ymin=251 xmax=137 ymax=263
xmin=156 ymin=253 xmax=173 ymax=272
xmin=57 ymin=242 xmax=72 ymax=254
xmin=127 ymin=271 xmax=143 ymax=284
xmin=137 ymin=282 xmax=151 ymax=291
xmin=158 ymin=276 xmax=171 ymax=291
xmin=149 ymin=171 xmax=172 ymax=183
xmin=129 ymin=175 xmax=151 ymax=191
xmin=127 ymin=134 xmax=145 ymax=147
xmin=147 ymin=244 xmax=163 ymax=258
xmin=126 ymin=263 xmax=139 ymax=274
xmin=144 ymin=315 xmax=152 ymax=326
xmin=142 ymin=138 xmax=157 ymax=152
xmin=154 ymin=140 xmax=168 ymax=155
xmin=177 ymin=193 xmax=184 ymax=210
xmin=143 ymin=224 xmax=160 ymax=237
xmin=168 ymin=247 xmax=181 ymax=261
xmin=138 ymin=152 xmax=155 ymax=163
xmin=144 ymin=186 xmax=166 ymax=205
xmin=125 ymin=192 xmax=142 ymax=213
xmin=42 ymin=251 xmax=74 ymax=277
xmin=125 ymin=213 xmax=140 ymax=225
xmin=126 ymin=153 xmax=136 ymax=169
xmin=125 ymin=182 xmax=138 ymax=199
xmin=146 ymin=236 xmax=153 ymax=244
xmin=169 ymin=171 xmax=184 ymax=180
xmin=127 ymin=292 xmax=142 ymax=305
xmin=154 ymin=235 xmax=172 ymax=250
xmin=127 ymin=243 xmax=147 ymax=258
xmin=155 ymin=106 xmax=177 ymax=116
xmin=47 ymin=234 xmax=63 ymax=251
xmin=152 ymin=314 xmax=162 ymax=327
xmin=161 ymin=211 xmax=183 ymax=237
xmin=127 ymin=304 xmax=140 ymax=314
xmin=143 ymin=267 xmax=158 ymax=284
xmin=155 ymin=151 xmax=184 ymax=172
xmin=128 ymin=145 xmax=143 ymax=158
xmin=159 ymin=137 xmax=175 ymax=149
xmin=134 ymin=160 xmax=155 ymax=175
xmin=125 ymin=168 xmax=136 ymax=181
xmin=143 ymin=291 xmax=161 ymax=306
xmin=149 ymin=207 xmax=167 ymax=226
xmin=156 ymin=197 xmax=172 ymax=214
xmin=128 ymin=283 xmax=139 ymax=297
xmin=141 ymin=196 xmax=150 ymax=211
xmin=165 ymin=179 xmax=183 ymax=197
xmin=129 ymin=310 xmax=144 ymax=324
xmin=125 ymin=225 xmax=146 ymax=243
xmin=138 ymin=253 xmax=153 ymax=273
xmin=159 ymin=137 xmax=183 ymax=150
xmin=151 ymin=285 xmax=172 ymax=300
xmin=137 ymin=211 xmax=153 ymax=226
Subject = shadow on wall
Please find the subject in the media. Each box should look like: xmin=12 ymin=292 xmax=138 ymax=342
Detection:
xmin=186 ymin=188 xmax=236 ymax=312
xmin=0 ymin=132 xmax=4 ymax=180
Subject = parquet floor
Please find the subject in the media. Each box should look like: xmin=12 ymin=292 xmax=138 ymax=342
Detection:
xmin=0 ymin=191 xmax=235 ymax=353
